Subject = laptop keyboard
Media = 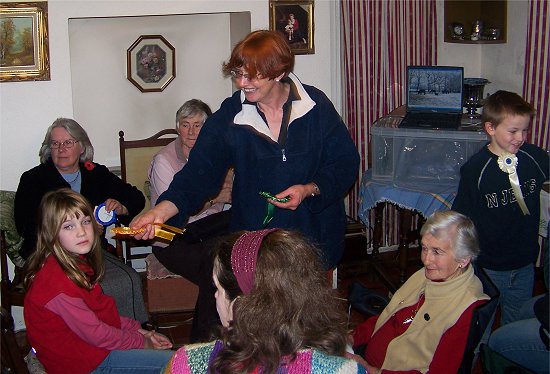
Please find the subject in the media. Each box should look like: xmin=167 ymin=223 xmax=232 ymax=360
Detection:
xmin=400 ymin=112 xmax=462 ymax=129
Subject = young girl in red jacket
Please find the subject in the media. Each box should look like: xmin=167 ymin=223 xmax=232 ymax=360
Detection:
xmin=23 ymin=188 xmax=173 ymax=374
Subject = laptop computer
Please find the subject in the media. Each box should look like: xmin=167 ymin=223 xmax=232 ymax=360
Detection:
xmin=399 ymin=66 xmax=464 ymax=130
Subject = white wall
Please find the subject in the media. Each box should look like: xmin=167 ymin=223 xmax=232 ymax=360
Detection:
xmin=69 ymin=13 xmax=237 ymax=167
xmin=479 ymin=0 xmax=528 ymax=95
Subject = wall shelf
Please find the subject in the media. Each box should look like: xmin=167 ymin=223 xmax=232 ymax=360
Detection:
xmin=444 ymin=0 xmax=507 ymax=44
xmin=445 ymin=39 xmax=505 ymax=45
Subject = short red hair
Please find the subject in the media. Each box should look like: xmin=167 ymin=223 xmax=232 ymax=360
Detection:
xmin=222 ymin=30 xmax=294 ymax=80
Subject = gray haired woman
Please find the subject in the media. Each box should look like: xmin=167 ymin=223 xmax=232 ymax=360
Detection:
xmin=353 ymin=210 xmax=489 ymax=373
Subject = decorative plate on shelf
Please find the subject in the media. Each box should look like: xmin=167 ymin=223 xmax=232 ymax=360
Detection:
xmin=449 ymin=22 xmax=465 ymax=39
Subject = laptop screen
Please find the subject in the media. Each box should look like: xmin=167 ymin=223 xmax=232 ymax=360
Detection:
xmin=406 ymin=66 xmax=464 ymax=112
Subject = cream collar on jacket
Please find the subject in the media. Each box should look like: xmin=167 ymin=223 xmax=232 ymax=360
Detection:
xmin=233 ymin=72 xmax=316 ymax=142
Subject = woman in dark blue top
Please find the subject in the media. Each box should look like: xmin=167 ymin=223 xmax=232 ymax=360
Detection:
xmin=132 ymin=30 xmax=359 ymax=269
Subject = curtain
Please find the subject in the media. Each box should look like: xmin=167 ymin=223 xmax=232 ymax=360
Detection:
xmin=523 ymin=0 xmax=549 ymax=266
xmin=341 ymin=0 xmax=437 ymax=219
xmin=523 ymin=0 xmax=549 ymax=150
xmin=340 ymin=0 xmax=437 ymax=245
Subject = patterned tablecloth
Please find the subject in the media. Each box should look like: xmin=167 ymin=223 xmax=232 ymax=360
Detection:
xmin=358 ymin=170 xmax=457 ymax=225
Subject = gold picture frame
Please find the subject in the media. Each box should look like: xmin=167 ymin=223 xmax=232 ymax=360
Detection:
xmin=0 ymin=1 xmax=50 ymax=82
xmin=127 ymin=35 xmax=176 ymax=93
xmin=269 ymin=0 xmax=314 ymax=55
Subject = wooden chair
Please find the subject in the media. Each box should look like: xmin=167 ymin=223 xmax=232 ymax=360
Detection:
xmin=144 ymin=253 xmax=198 ymax=346
xmin=118 ymin=130 xmax=201 ymax=343
xmin=116 ymin=129 xmax=178 ymax=265
xmin=0 ymin=190 xmax=26 ymax=313
xmin=1 ymin=307 xmax=30 ymax=374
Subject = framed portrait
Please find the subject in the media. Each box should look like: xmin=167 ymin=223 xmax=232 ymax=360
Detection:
xmin=127 ymin=35 xmax=175 ymax=93
xmin=0 ymin=2 xmax=50 ymax=82
xmin=269 ymin=0 xmax=314 ymax=55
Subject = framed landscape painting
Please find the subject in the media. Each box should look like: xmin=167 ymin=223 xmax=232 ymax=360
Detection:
xmin=0 ymin=1 xmax=50 ymax=82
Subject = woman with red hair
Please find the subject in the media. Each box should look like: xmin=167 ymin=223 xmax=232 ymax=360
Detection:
xmin=131 ymin=30 xmax=359 ymax=341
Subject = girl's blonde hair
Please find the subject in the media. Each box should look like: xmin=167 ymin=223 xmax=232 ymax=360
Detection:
xmin=24 ymin=188 xmax=104 ymax=290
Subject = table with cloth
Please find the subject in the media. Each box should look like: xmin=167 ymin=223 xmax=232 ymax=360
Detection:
xmin=357 ymin=170 xmax=457 ymax=291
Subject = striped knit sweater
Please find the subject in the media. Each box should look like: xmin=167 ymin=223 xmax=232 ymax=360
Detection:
xmin=164 ymin=340 xmax=366 ymax=374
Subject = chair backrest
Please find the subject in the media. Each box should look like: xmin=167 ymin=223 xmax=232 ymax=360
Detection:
xmin=457 ymin=264 xmax=500 ymax=374
xmin=119 ymin=129 xmax=178 ymax=215
xmin=118 ymin=129 xmax=178 ymax=265
xmin=1 ymin=307 xmax=30 ymax=374
xmin=0 ymin=190 xmax=26 ymax=313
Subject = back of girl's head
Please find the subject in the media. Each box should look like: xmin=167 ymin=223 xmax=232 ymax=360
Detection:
xmin=482 ymin=90 xmax=535 ymax=127
xmin=23 ymin=188 xmax=104 ymax=290
xmin=212 ymin=229 xmax=348 ymax=374
xmin=222 ymin=30 xmax=294 ymax=80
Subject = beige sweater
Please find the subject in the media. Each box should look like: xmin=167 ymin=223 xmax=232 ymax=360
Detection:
xmin=374 ymin=266 xmax=489 ymax=373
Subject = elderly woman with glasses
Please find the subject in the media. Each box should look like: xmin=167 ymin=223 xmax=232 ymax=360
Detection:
xmin=14 ymin=117 xmax=149 ymax=324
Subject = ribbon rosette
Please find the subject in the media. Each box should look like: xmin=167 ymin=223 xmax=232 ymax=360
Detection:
xmin=497 ymin=152 xmax=529 ymax=215
xmin=497 ymin=153 xmax=518 ymax=174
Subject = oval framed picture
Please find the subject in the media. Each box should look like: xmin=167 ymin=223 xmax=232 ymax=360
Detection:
xmin=127 ymin=35 xmax=175 ymax=93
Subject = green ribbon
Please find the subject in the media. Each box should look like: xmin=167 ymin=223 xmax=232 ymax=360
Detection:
xmin=259 ymin=191 xmax=290 ymax=227
xmin=262 ymin=201 xmax=276 ymax=227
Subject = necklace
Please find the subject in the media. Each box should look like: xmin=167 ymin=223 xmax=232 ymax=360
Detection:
xmin=63 ymin=170 xmax=81 ymax=184
xmin=402 ymin=294 xmax=424 ymax=325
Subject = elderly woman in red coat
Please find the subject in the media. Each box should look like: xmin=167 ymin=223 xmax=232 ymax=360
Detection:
xmin=353 ymin=210 xmax=489 ymax=374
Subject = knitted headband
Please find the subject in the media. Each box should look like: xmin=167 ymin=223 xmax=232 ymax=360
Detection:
xmin=230 ymin=228 xmax=279 ymax=295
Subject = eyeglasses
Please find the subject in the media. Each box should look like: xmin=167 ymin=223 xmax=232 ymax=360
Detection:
xmin=179 ymin=123 xmax=203 ymax=130
xmin=230 ymin=70 xmax=263 ymax=81
xmin=50 ymin=139 xmax=79 ymax=149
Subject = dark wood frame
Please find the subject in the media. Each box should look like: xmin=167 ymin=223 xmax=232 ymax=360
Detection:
xmin=126 ymin=35 xmax=175 ymax=92
xmin=269 ymin=0 xmax=315 ymax=55
xmin=444 ymin=0 xmax=507 ymax=44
